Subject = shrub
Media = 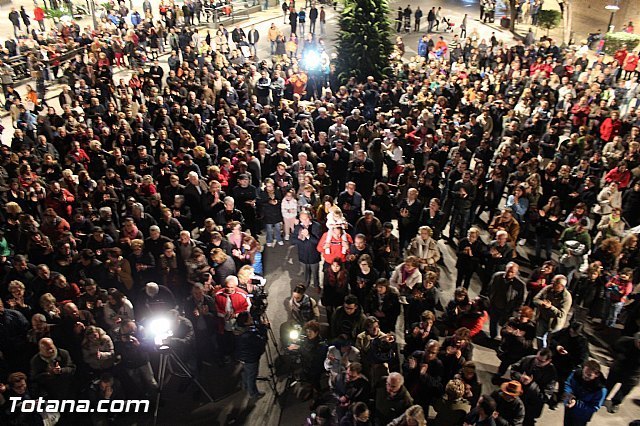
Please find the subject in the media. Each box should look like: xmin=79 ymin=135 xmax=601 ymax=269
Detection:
xmin=604 ymin=32 xmax=640 ymax=55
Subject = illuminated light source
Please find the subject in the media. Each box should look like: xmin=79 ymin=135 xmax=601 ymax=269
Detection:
xmin=289 ymin=329 xmax=300 ymax=341
xmin=148 ymin=316 xmax=173 ymax=347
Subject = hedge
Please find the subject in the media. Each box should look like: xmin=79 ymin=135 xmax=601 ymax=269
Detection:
xmin=604 ymin=32 xmax=640 ymax=55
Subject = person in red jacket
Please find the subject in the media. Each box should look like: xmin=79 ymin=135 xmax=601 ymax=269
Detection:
xmin=45 ymin=182 xmax=75 ymax=219
xmin=604 ymin=161 xmax=632 ymax=190
xmin=599 ymin=110 xmax=622 ymax=143
xmin=214 ymin=275 xmax=251 ymax=361
xmin=570 ymin=96 xmax=591 ymax=133
xmin=33 ymin=6 xmax=45 ymax=31
xmin=623 ymin=51 xmax=639 ymax=80
xmin=613 ymin=45 xmax=628 ymax=74
xmin=317 ymin=225 xmax=353 ymax=265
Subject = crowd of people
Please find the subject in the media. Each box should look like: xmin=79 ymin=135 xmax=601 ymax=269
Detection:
xmin=0 ymin=0 xmax=639 ymax=425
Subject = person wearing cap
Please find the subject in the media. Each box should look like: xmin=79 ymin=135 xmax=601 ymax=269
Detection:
xmin=490 ymin=380 xmax=525 ymax=426
xmin=605 ymin=332 xmax=640 ymax=413
xmin=563 ymin=360 xmax=606 ymax=425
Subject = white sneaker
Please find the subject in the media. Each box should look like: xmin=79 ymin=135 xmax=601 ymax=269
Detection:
xmin=284 ymin=235 xmax=290 ymax=241
xmin=518 ymin=238 xmax=527 ymax=246
xmin=277 ymin=241 xmax=284 ymax=246
xmin=267 ymin=242 xmax=275 ymax=248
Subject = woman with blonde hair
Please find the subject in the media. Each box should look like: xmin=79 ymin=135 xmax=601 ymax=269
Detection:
xmin=39 ymin=292 xmax=61 ymax=323
xmin=209 ymin=247 xmax=236 ymax=287
xmin=82 ymin=326 xmax=115 ymax=371
xmin=388 ymin=404 xmax=427 ymax=426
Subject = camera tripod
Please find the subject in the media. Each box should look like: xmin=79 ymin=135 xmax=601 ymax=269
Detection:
xmin=152 ymin=346 xmax=214 ymax=426
xmin=256 ymin=311 xmax=281 ymax=396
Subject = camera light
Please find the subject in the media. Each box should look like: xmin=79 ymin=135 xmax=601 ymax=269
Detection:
xmin=148 ymin=316 xmax=173 ymax=346
xmin=289 ymin=329 xmax=300 ymax=341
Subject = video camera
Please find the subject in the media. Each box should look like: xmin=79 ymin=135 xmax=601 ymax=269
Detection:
xmin=247 ymin=276 xmax=268 ymax=317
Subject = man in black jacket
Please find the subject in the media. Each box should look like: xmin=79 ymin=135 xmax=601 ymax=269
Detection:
xmin=490 ymin=380 xmax=525 ymax=426
xmin=548 ymin=322 xmax=589 ymax=407
xmin=510 ymin=348 xmax=558 ymax=425
xmin=234 ymin=311 xmax=267 ymax=399
xmin=606 ymin=332 xmax=640 ymax=413
xmin=487 ymin=262 xmax=526 ymax=339
xmin=290 ymin=209 xmax=322 ymax=288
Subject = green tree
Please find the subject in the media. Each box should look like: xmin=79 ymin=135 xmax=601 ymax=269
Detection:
xmin=537 ymin=9 xmax=562 ymax=36
xmin=334 ymin=0 xmax=393 ymax=83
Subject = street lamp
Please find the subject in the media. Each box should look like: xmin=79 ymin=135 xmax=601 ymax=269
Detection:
xmin=605 ymin=2 xmax=620 ymax=33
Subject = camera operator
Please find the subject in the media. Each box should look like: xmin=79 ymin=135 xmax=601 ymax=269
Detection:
xmin=162 ymin=309 xmax=196 ymax=373
xmin=185 ymin=283 xmax=217 ymax=370
xmin=237 ymin=265 xmax=268 ymax=317
xmin=214 ymin=276 xmax=251 ymax=363
xmin=136 ymin=282 xmax=177 ymax=322
xmin=113 ymin=319 xmax=158 ymax=399
xmin=234 ymin=311 xmax=267 ymax=400
xmin=289 ymin=320 xmax=328 ymax=397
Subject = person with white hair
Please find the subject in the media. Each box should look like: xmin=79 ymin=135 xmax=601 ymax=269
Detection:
xmin=214 ymin=275 xmax=251 ymax=362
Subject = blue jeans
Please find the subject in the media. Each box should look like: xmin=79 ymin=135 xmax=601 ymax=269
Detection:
xmin=303 ymin=262 xmax=320 ymax=287
xmin=270 ymin=40 xmax=276 ymax=55
xmin=265 ymin=222 xmax=282 ymax=244
xmin=241 ymin=361 xmax=260 ymax=397
xmin=605 ymin=299 xmax=624 ymax=327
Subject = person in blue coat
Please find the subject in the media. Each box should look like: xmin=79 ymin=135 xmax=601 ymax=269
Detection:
xmin=563 ymin=360 xmax=607 ymax=426
xmin=417 ymin=34 xmax=429 ymax=58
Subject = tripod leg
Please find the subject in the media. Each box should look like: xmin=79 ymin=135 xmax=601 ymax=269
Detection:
xmin=153 ymin=354 xmax=168 ymax=426
xmin=168 ymin=352 xmax=215 ymax=402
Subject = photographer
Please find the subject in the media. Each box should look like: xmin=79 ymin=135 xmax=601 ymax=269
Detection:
xmin=237 ymin=265 xmax=268 ymax=317
xmin=163 ymin=309 xmax=196 ymax=372
xmin=234 ymin=311 xmax=267 ymax=400
xmin=113 ymin=319 xmax=158 ymax=399
xmin=185 ymin=283 xmax=217 ymax=370
xmin=334 ymin=361 xmax=371 ymax=420
xmin=290 ymin=320 xmax=328 ymax=396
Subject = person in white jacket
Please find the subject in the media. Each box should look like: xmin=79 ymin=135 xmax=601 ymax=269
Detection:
xmin=324 ymin=340 xmax=361 ymax=388
xmin=103 ymin=289 xmax=135 ymax=332
xmin=281 ymin=189 xmax=298 ymax=241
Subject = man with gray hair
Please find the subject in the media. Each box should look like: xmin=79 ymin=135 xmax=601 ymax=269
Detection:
xmin=375 ymin=372 xmax=414 ymax=425
xmin=214 ymin=275 xmax=251 ymax=362
xmin=487 ymin=262 xmax=526 ymax=339
xmin=533 ymin=275 xmax=572 ymax=348
xmin=183 ymin=171 xmax=209 ymax=223
xmin=215 ymin=196 xmax=245 ymax=232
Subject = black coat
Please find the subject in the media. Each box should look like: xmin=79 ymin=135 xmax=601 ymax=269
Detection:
xmin=290 ymin=221 xmax=322 ymax=264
